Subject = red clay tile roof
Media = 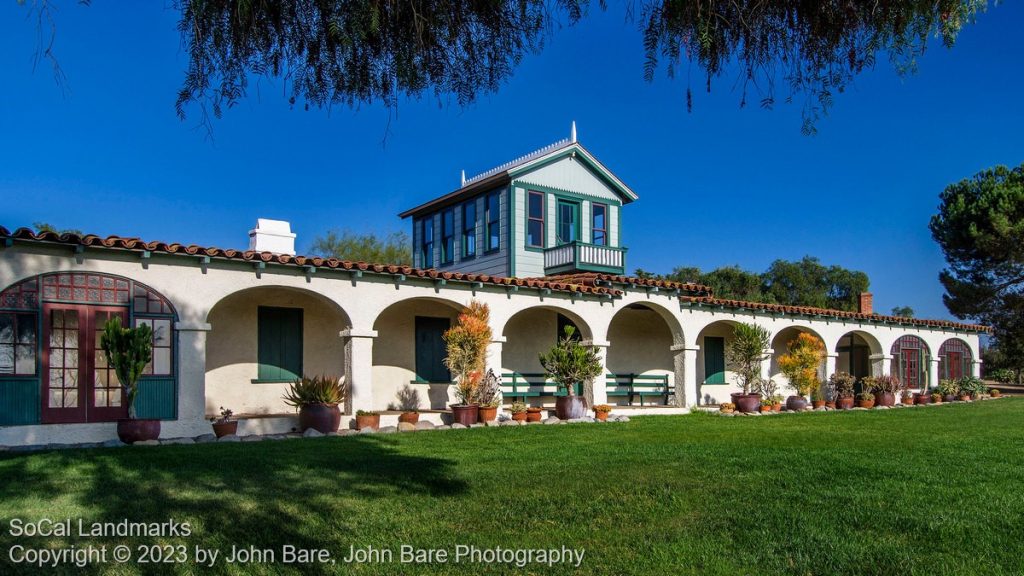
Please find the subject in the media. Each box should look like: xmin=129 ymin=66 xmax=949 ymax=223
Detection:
xmin=0 ymin=226 xmax=621 ymax=298
xmin=539 ymin=272 xmax=712 ymax=296
xmin=681 ymin=295 xmax=990 ymax=333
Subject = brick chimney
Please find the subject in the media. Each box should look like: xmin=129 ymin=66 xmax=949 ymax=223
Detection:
xmin=248 ymin=219 xmax=296 ymax=255
xmin=858 ymin=292 xmax=873 ymax=315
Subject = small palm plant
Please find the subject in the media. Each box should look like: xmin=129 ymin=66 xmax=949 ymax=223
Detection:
xmin=100 ymin=318 xmax=153 ymax=419
xmin=726 ymin=323 xmax=771 ymax=395
xmin=539 ymin=325 xmax=602 ymax=397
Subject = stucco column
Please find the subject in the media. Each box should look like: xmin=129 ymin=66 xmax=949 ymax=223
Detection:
xmin=928 ymin=357 xmax=941 ymax=391
xmin=672 ymin=344 xmax=699 ymax=408
xmin=972 ymin=359 xmax=983 ymax=379
xmin=871 ymin=354 xmax=892 ymax=377
xmin=341 ymin=328 xmax=377 ymax=414
xmin=174 ymin=321 xmax=211 ymax=431
xmin=760 ymin=349 xmax=774 ymax=383
xmin=824 ymin=353 xmax=838 ymax=382
xmin=583 ymin=339 xmax=610 ymax=407
xmin=488 ymin=337 xmax=505 ymax=412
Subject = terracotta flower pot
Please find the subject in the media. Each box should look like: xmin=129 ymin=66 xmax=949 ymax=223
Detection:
xmin=301 ymin=403 xmax=341 ymax=434
xmin=786 ymin=396 xmax=808 ymax=411
xmin=450 ymin=404 xmax=479 ymax=427
xmin=760 ymin=405 xmax=773 ymax=413
xmin=902 ymin=396 xmax=915 ymax=405
xmin=594 ymin=411 xmax=609 ymax=421
xmin=511 ymin=411 xmax=527 ymax=422
xmin=914 ymin=393 xmax=931 ymax=405
xmin=957 ymin=395 xmax=971 ymax=402
xmin=398 ymin=412 xmax=419 ymax=425
xmin=931 ymin=396 xmax=943 ymax=405
xmin=731 ymin=393 xmax=762 ymax=414
xmin=478 ymin=406 xmax=498 ymax=423
xmin=355 ymin=412 xmax=380 ymax=431
xmin=825 ymin=401 xmax=836 ymax=409
xmin=526 ymin=408 xmax=543 ymax=422
xmin=857 ymin=399 xmax=875 ymax=409
xmin=771 ymin=403 xmax=782 ymax=413
xmin=876 ymin=392 xmax=896 ymax=407
xmin=117 ymin=419 xmax=161 ymax=444
xmin=836 ymin=396 xmax=855 ymax=410
xmin=991 ymin=390 xmax=1001 ymax=398
xmin=555 ymin=396 xmax=588 ymax=420
xmin=212 ymin=420 xmax=238 ymax=438
xmin=812 ymin=400 xmax=826 ymax=409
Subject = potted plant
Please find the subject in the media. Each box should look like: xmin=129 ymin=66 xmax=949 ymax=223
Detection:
xmin=931 ymin=391 xmax=943 ymax=404
xmin=956 ymin=377 xmax=974 ymax=401
xmin=856 ymin=391 xmax=875 ymax=409
xmin=991 ymin=388 xmax=1001 ymax=398
xmin=901 ymin=389 xmax=915 ymax=405
xmin=526 ymin=406 xmax=544 ymax=422
xmin=759 ymin=398 xmax=774 ymax=413
xmin=938 ymin=379 xmax=959 ymax=402
xmin=210 ymin=406 xmax=237 ymax=438
xmin=390 ymin=384 xmax=421 ymax=424
xmin=778 ymin=332 xmax=825 ymax=411
xmin=539 ymin=325 xmax=602 ymax=420
xmin=719 ymin=402 xmax=736 ymax=414
xmin=100 ymin=318 xmax=158 ymax=444
xmin=477 ymin=369 xmax=501 ymax=423
xmin=830 ymin=372 xmax=856 ymax=410
xmin=444 ymin=301 xmax=492 ymax=427
xmin=508 ymin=401 xmax=528 ymax=422
xmin=869 ymin=375 xmax=901 ymax=407
xmin=283 ymin=375 xmax=347 ymax=433
xmin=726 ymin=323 xmax=771 ymax=413
xmin=771 ymin=394 xmax=783 ymax=412
xmin=914 ymin=386 xmax=932 ymax=405
xmin=593 ymin=404 xmax=613 ymax=421
xmin=811 ymin=384 xmax=826 ymax=409
xmin=355 ymin=410 xmax=380 ymax=430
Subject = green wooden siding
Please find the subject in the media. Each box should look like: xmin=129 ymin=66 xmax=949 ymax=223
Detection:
xmin=0 ymin=378 xmax=40 ymax=425
xmin=704 ymin=337 xmax=726 ymax=384
xmin=134 ymin=378 xmax=176 ymax=420
xmin=257 ymin=306 xmax=303 ymax=381
xmin=415 ymin=317 xmax=450 ymax=383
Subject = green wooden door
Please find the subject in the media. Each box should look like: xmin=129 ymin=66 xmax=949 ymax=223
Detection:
xmin=257 ymin=306 xmax=303 ymax=381
xmin=704 ymin=337 xmax=726 ymax=384
xmin=415 ymin=317 xmax=451 ymax=383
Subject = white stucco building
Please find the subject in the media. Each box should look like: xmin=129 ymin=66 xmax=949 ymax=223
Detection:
xmin=0 ymin=130 xmax=987 ymax=446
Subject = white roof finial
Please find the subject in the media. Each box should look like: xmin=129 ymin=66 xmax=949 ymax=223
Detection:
xmin=570 ymin=121 xmax=577 ymax=143
xmin=461 ymin=169 xmax=466 ymax=187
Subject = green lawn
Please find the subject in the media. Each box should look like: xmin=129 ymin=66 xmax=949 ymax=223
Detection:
xmin=1 ymin=400 xmax=1023 ymax=575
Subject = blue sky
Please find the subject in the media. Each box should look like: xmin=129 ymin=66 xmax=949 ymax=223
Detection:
xmin=2 ymin=3 xmax=1022 ymax=321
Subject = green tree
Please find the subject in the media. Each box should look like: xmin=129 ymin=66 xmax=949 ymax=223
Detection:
xmin=308 ymin=229 xmax=411 ymax=265
xmin=33 ymin=221 xmax=83 ymax=236
xmin=931 ymin=164 xmax=1024 ymax=380
xmin=761 ymin=256 xmax=869 ymax=311
xmin=891 ymin=306 xmax=915 ymax=317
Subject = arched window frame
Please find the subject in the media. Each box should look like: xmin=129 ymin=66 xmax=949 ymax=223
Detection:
xmin=890 ymin=335 xmax=931 ymax=390
xmin=938 ymin=339 xmax=973 ymax=381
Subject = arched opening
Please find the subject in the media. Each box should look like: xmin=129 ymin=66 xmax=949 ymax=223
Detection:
xmin=769 ymin=326 xmax=826 ymax=393
xmin=890 ymin=335 xmax=931 ymax=390
xmin=695 ymin=320 xmax=744 ymax=406
xmin=938 ymin=338 xmax=973 ymax=381
xmin=205 ymin=286 xmax=350 ymax=417
xmin=500 ymin=306 xmax=593 ymax=405
xmin=372 ymin=297 xmax=465 ymax=411
xmin=835 ymin=331 xmax=883 ymax=380
xmin=0 ymin=272 xmax=177 ymax=426
xmin=606 ymin=303 xmax=682 ymax=406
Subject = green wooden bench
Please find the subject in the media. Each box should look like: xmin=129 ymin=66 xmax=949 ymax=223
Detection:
xmin=606 ymin=373 xmax=673 ymax=406
xmin=500 ymin=373 xmax=581 ymax=400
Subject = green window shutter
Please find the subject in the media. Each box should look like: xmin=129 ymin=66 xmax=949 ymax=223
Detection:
xmin=0 ymin=378 xmax=41 ymax=425
xmin=133 ymin=378 xmax=177 ymax=419
xmin=415 ymin=317 xmax=450 ymax=383
xmin=258 ymin=307 xmax=303 ymax=381
xmin=704 ymin=337 xmax=726 ymax=384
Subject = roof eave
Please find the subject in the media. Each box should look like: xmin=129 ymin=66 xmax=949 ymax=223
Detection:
xmin=398 ymin=172 xmax=511 ymax=219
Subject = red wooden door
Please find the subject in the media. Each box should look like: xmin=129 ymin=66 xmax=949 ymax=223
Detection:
xmin=946 ymin=351 xmax=963 ymax=380
xmin=41 ymin=305 xmax=128 ymax=423
xmin=901 ymin=348 xmax=921 ymax=389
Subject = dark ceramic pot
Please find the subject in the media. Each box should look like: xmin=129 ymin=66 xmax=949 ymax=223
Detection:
xmin=300 ymin=403 xmax=341 ymax=434
xmin=117 ymin=419 xmax=161 ymax=444
xmin=731 ymin=393 xmax=762 ymax=414
xmin=450 ymin=404 xmax=479 ymax=427
xmin=555 ymin=396 xmax=588 ymax=420
xmin=212 ymin=420 xmax=238 ymax=438
xmin=478 ymin=406 xmax=498 ymax=423
xmin=786 ymin=396 xmax=808 ymax=411
xmin=943 ymin=394 xmax=956 ymax=403
xmin=876 ymin=392 xmax=896 ymax=407
xmin=836 ymin=396 xmax=855 ymax=410
xmin=914 ymin=393 xmax=931 ymax=405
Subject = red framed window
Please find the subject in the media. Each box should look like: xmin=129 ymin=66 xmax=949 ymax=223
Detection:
xmin=890 ymin=335 xmax=930 ymax=390
xmin=938 ymin=339 xmax=973 ymax=380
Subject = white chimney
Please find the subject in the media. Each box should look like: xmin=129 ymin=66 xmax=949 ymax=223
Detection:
xmin=248 ymin=219 xmax=296 ymax=255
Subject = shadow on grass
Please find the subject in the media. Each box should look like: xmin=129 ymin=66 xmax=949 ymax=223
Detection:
xmin=0 ymin=436 xmax=467 ymax=575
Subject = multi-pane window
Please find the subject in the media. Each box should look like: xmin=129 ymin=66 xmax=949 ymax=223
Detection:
xmin=592 ymin=203 xmax=608 ymax=246
xmin=441 ymin=209 xmax=455 ymax=264
xmin=938 ymin=339 xmax=973 ymax=380
xmin=486 ymin=192 xmax=500 ymax=251
xmin=891 ymin=335 xmax=930 ymax=389
xmin=136 ymin=317 xmax=173 ymax=376
xmin=462 ymin=201 xmax=476 ymax=258
xmin=0 ymin=312 xmax=37 ymax=375
xmin=527 ymin=191 xmax=545 ymax=248
xmin=42 ymin=274 xmax=129 ymax=304
xmin=420 ymin=218 xmax=434 ymax=268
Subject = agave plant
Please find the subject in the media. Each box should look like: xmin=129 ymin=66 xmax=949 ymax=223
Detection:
xmin=283 ymin=375 xmax=347 ymax=408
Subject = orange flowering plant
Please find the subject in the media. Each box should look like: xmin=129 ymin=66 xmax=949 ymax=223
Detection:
xmin=778 ymin=332 xmax=825 ymax=397
xmin=443 ymin=301 xmax=493 ymax=406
